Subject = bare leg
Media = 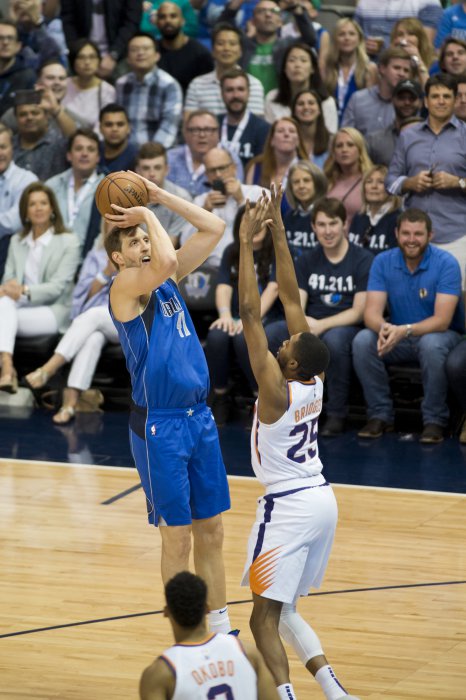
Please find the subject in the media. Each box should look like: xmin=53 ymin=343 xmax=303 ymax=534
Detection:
xmin=25 ymin=353 xmax=67 ymax=388
xmin=250 ymin=593 xmax=289 ymax=686
xmin=0 ymin=352 xmax=14 ymax=379
xmin=159 ymin=524 xmax=192 ymax=585
xmin=53 ymin=387 xmax=80 ymax=424
xmin=192 ymin=515 xmax=226 ymax=610
xmin=306 ymin=654 xmax=328 ymax=675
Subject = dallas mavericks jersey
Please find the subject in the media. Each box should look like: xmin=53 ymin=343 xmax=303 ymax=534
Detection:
xmin=110 ymin=278 xmax=209 ymax=409
xmin=251 ymin=377 xmax=325 ymax=487
xmin=160 ymin=633 xmax=258 ymax=700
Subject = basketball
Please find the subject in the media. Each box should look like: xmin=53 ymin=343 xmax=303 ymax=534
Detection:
xmin=95 ymin=171 xmax=148 ymax=216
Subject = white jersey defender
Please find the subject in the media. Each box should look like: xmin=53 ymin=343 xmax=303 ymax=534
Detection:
xmin=242 ymin=375 xmax=338 ymax=604
xmin=160 ymin=632 xmax=258 ymax=699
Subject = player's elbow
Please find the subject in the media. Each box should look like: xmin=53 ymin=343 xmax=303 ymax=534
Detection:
xmin=211 ymin=215 xmax=226 ymax=240
xmin=164 ymin=250 xmax=179 ymax=276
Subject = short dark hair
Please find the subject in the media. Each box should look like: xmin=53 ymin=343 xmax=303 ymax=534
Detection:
xmin=68 ymin=127 xmax=100 ymax=151
xmin=136 ymin=141 xmax=167 ymax=164
xmin=165 ymin=572 xmax=207 ymax=628
xmin=212 ymin=22 xmax=243 ymax=47
xmin=0 ymin=19 xmax=18 ymax=38
xmin=38 ymin=58 xmax=67 ymax=74
xmin=69 ymin=38 xmax=101 ymax=71
xmin=311 ymin=197 xmax=347 ymax=225
xmin=104 ymin=225 xmax=138 ymax=270
xmin=99 ymin=102 xmax=129 ymax=122
xmin=127 ymin=31 xmax=158 ymax=53
xmin=220 ymin=67 xmax=250 ymax=89
xmin=456 ymin=72 xmax=466 ymax=86
xmin=379 ymin=46 xmax=412 ymax=68
xmin=439 ymin=37 xmax=466 ymax=71
xmin=397 ymin=207 xmax=432 ymax=233
xmin=425 ymin=72 xmax=458 ymax=97
xmin=293 ymin=333 xmax=330 ymax=380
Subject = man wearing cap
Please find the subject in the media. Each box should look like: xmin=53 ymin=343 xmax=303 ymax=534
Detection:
xmin=366 ymin=79 xmax=423 ymax=166
xmin=386 ymin=72 xmax=466 ymax=285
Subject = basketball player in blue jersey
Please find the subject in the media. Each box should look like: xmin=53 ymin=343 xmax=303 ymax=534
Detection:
xmin=238 ymin=186 xmax=360 ymax=700
xmin=140 ymin=571 xmax=279 ymax=700
xmin=104 ymin=174 xmax=233 ymax=634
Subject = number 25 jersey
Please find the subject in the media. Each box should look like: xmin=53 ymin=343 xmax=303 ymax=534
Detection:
xmin=251 ymin=377 xmax=325 ymax=487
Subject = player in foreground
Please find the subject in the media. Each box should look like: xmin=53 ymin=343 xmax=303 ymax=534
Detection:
xmin=239 ymin=186 xmax=360 ymax=700
xmin=105 ymin=175 xmax=233 ymax=634
xmin=139 ymin=571 xmax=279 ymax=699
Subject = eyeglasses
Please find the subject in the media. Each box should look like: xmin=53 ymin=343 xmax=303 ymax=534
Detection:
xmin=0 ymin=35 xmax=16 ymax=43
xmin=186 ymin=127 xmax=219 ymax=135
xmin=205 ymin=163 xmax=233 ymax=175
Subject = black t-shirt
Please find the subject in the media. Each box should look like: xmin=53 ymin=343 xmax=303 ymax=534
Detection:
xmin=157 ymin=39 xmax=214 ymax=93
xmin=348 ymin=210 xmax=399 ymax=254
xmin=282 ymin=207 xmax=317 ymax=263
xmin=296 ymin=242 xmax=373 ymax=319
xmin=218 ymin=112 xmax=270 ymax=169
xmin=218 ymin=243 xmax=277 ymax=318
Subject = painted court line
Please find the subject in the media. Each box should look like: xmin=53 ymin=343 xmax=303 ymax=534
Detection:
xmin=2 ymin=579 xmax=465 ymax=640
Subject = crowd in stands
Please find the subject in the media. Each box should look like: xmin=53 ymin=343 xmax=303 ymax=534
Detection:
xmin=0 ymin=0 xmax=465 ymax=445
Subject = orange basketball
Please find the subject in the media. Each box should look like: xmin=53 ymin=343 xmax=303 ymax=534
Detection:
xmin=95 ymin=171 xmax=148 ymax=216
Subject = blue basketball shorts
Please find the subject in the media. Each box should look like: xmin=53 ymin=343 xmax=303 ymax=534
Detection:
xmin=129 ymin=402 xmax=231 ymax=526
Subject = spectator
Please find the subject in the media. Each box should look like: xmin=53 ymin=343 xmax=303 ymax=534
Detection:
xmin=353 ymin=208 xmax=464 ymax=443
xmin=283 ymin=159 xmax=328 ymax=261
xmin=62 ymin=39 xmax=116 ymax=131
xmin=45 ymin=128 xmax=104 ymax=250
xmin=389 ymin=17 xmax=435 ymax=86
xmin=219 ymin=68 xmax=270 ymax=171
xmin=438 ymin=38 xmax=466 ymax=78
xmin=435 ymin=1 xmax=466 ymax=51
xmin=60 ymin=0 xmax=142 ymax=79
xmin=23 ymin=222 xmax=118 ymax=424
xmin=0 ymin=182 xmax=80 ymax=394
xmin=141 ymin=0 xmax=199 ymax=40
xmin=245 ymin=116 xmax=307 ymax=188
xmin=220 ymin=0 xmax=316 ymax=96
xmin=324 ymin=126 xmax=372 ymax=229
xmin=265 ymin=196 xmax=373 ymax=436
xmin=184 ymin=23 xmax=265 ymax=118
xmin=365 ymin=78 xmax=423 ymax=167
xmin=455 ymin=73 xmax=466 ymax=122
xmin=342 ymin=47 xmax=412 ymax=136
xmin=386 ymin=73 xmax=466 ymax=285
xmin=180 ymin=147 xmax=265 ymax=267
xmin=323 ymin=18 xmax=378 ymax=126
xmin=13 ymin=91 xmax=67 ymax=181
xmin=0 ymin=124 xmax=37 ymax=278
xmin=205 ymin=203 xmax=278 ymax=425
xmin=291 ymin=88 xmax=331 ymax=169
xmin=116 ymin=31 xmax=182 ymax=148
xmin=155 ymin=2 xmax=213 ymax=94
xmin=348 ymin=165 xmax=401 ymax=253
xmin=197 ymin=0 xmax=257 ymax=48
xmin=445 ymin=339 xmax=466 ymax=444
xmin=264 ymin=42 xmax=338 ymax=133
xmin=134 ymin=141 xmax=191 ymax=247
xmin=167 ymin=110 xmax=243 ymax=198
xmin=98 ymin=103 xmax=138 ymax=174
xmin=9 ymin=0 xmax=63 ymax=70
xmin=354 ymin=0 xmax=442 ymax=57
xmin=0 ymin=19 xmax=36 ymax=117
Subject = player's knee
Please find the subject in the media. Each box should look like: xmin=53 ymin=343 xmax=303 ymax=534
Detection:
xmin=250 ymin=598 xmax=281 ymax=638
xmin=193 ymin=515 xmax=224 ymax=551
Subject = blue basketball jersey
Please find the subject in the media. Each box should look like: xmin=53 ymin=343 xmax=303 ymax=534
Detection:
xmin=110 ymin=278 xmax=210 ymax=409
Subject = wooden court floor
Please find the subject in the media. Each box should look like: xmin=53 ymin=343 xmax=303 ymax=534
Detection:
xmin=1 ymin=459 xmax=465 ymax=700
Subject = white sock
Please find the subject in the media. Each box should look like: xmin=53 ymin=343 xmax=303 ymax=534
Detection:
xmin=277 ymin=683 xmax=297 ymax=700
xmin=207 ymin=606 xmax=231 ymax=634
xmin=315 ymin=665 xmax=348 ymax=700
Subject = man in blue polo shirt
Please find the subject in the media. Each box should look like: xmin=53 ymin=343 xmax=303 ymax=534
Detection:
xmin=352 ymin=208 xmax=464 ymax=444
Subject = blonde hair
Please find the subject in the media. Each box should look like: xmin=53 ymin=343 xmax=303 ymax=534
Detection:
xmin=323 ymin=127 xmax=373 ymax=187
xmin=246 ymin=117 xmax=308 ymax=188
xmin=325 ymin=18 xmax=371 ymax=95
xmin=361 ymin=165 xmax=401 ymax=213
xmin=390 ymin=17 xmax=436 ymax=69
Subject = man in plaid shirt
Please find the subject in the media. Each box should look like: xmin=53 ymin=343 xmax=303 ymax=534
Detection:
xmin=116 ymin=32 xmax=182 ymax=148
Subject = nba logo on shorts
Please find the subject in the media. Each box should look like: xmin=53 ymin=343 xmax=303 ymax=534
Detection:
xmin=151 ymin=424 xmax=156 ymax=436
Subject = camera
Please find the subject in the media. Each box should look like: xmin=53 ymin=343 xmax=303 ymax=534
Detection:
xmin=212 ymin=178 xmax=226 ymax=195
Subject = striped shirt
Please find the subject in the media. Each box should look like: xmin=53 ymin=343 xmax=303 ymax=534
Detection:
xmin=116 ymin=67 xmax=183 ymax=148
xmin=184 ymin=69 xmax=265 ymax=117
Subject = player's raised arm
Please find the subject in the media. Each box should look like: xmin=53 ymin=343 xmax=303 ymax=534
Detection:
xmin=267 ymin=183 xmax=309 ymax=337
xmin=132 ymin=171 xmax=226 ymax=281
xmin=239 ymin=197 xmax=286 ymax=413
